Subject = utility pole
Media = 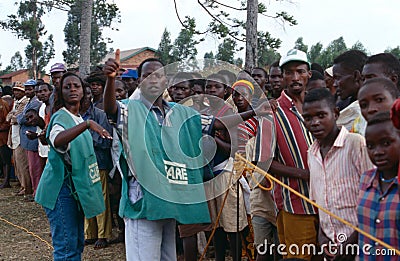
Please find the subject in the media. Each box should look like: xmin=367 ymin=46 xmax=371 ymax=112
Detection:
xmin=245 ymin=0 xmax=258 ymax=71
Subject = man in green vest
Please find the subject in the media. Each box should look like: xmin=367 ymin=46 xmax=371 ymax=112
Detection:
xmin=103 ymin=51 xmax=211 ymax=260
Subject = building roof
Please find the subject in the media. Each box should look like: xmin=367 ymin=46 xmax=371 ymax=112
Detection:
xmin=101 ymin=47 xmax=156 ymax=64
xmin=0 ymin=69 xmax=29 ymax=79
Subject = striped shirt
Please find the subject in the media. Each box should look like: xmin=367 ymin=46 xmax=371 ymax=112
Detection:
xmin=237 ymin=117 xmax=258 ymax=154
xmin=308 ymin=127 xmax=374 ymax=242
xmin=273 ymin=91 xmax=317 ymax=215
xmin=357 ymin=169 xmax=400 ymax=261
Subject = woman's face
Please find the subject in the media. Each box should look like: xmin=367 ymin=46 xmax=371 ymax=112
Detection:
xmin=62 ymin=75 xmax=84 ymax=105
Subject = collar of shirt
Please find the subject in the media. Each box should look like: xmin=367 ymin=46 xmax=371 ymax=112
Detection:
xmin=366 ymin=168 xmax=399 ymax=191
xmin=139 ymin=93 xmax=171 ymax=125
xmin=310 ymin=126 xmax=348 ymax=156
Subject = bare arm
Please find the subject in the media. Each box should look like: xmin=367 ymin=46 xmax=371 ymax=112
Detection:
xmin=54 ymin=119 xmax=112 ymax=148
xmin=103 ymin=49 xmax=120 ymax=118
xmin=269 ymin=160 xmax=310 ymax=180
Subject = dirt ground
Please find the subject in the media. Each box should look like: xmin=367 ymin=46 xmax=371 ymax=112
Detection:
xmin=0 ymin=180 xmax=126 ymax=261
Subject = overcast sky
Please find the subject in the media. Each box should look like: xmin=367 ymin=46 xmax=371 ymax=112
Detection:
xmin=1 ymin=0 xmax=399 ymax=71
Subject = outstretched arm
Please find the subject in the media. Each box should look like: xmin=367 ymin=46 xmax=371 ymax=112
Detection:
xmin=103 ymin=49 xmax=120 ymax=119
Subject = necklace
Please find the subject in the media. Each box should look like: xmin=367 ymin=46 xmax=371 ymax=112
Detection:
xmin=379 ymin=172 xmax=396 ymax=183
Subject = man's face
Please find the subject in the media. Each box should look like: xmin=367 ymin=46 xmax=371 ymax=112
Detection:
xmin=332 ymin=63 xmax=358 ymax=100
xmin=362 ymin=63 xmax=394 ymax=83
xmin=37 ymin=85 xmax=51 ymax=103
xmin=205 ymin=80 xmax=226 ymax=99
xmin=191 ymin=84 xmax=204 ymax=105
xmin=25 ymin=110 xmax=39 ymax=127
xmin=282 ymin=62 xmax=311 ymax=98
xmin=269 ymin=66 xmax=284 ymax=98
xmin=24 ymin=85 xmax=35 ymax=99
xmin=51 ymin=72 xmax=63 ymax=88
xmin=13 ymin=89 xmax=25 ymax=100
xmin=170 ymin=80 xmax=192 ymax=103
xmin=232 ymin=86 xmax=252 ymax=112
xmin=251 ymin=68 xmax=267 ymax=89
xmin=115 ymin=81 xmax=127 ymax=100
xmin=90 ymin=81 xmax=104 ymax=97
xmin=139 ymin=61 xmax=167 ymax=101
xmin=302 ymin=100 xmax=338 ymax=141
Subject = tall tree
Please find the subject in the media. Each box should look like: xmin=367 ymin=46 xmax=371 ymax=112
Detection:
xmin=171 ymin=17 xmax=199 ymax=64
xmin=61 ymin=0 xmax=120 ymax=69
xmin=156 ymin=29 xmax=174 ymax=65
xmin=308 ymin=42 xmax=323 ymax=63
xmin=318 ymin=37 xmax=348 ymax=68
xmin=245 ymin=0 xmax=258 ymax=70
xmin=9 ymin=52 xmax=25 ymax=71
xmin=173 ymin=0 xmax=296 ymax=71
xmin=1 ymin=0 xmax=54 ymax=78
xmin=257 ymin=32 xmax=281 ymax=66
xmin=216 ymin=38 xmax=236 ymax=64
xmin=79 ymin=0 xmax=93 ymax=76
xmin=294 ymin=37 xmax=308 ymax=53
xmin=204 ymin=51 xmax=216 ymax=69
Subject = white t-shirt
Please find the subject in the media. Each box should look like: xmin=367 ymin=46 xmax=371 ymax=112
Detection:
xmin=49 ymin=107 xmax=84 ymax=153
xmin=38 ymin=103 xmax=49 ymax=158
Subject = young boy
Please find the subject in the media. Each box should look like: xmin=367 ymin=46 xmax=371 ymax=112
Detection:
xmin=358 ymin=77 xmax=399 ymax=122
xmin=302 ymin=88 xmax=374 ymax=260
xmin=358 ymin=111 xmax=400 ymax=260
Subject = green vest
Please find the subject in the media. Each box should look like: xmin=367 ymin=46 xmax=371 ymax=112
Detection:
xmin=119 ymin=100 xmax=210 ymax=224
xmin=35 ymin=108 xmax=105 ymax=218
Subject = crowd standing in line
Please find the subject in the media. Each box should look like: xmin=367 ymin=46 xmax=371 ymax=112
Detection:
xmin=0 ymin=47 xmax=399 ymax=261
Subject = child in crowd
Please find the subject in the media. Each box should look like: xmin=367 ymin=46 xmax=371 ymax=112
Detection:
xmin=302 ymin=88 xmax=373 ymax=260
xmin=358 ymin=111 xmax=399 ymax=260
xmin=354 ymin=77 xmax=399 ymax=134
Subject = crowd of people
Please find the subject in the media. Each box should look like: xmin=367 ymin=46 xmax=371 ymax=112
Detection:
xmin=0 ymin=47 xmax=399 ymax=261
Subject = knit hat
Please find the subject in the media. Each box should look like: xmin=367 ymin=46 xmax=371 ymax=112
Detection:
xmin=232 ymin=80 xmax=254 ymax=95
xmin=50 ymin=63 xmax=67 ymax=73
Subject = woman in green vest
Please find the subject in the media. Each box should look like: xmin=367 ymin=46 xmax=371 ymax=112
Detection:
xmin=35 ymin=72 xmax=112 ymax=261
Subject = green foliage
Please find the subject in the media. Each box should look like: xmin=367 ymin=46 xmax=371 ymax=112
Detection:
xmin=203 ymin=51 xmax=217 ymax=68
xmin=9 ymin=52 xmax=25 ymax=71
xmin=351 ymin=41 xmax=369 ymax=54
xmin=257 ymin=32 xmax=281 ymax=66
xmin=294 ymin=37 xmax=308 ymax=53
xmin=156 ymin=29 xmax=174 ymax=65
xmin=62 ymin=0 xmax=120 ymax=66
xmin=1 ymin=0 xmax=54 ymax=77
xmin=171 ymin=17 xmax=199 ymax=63
xmin=234 ymin=57 xmax=243 ymax=68
xmin=308 ymin=42 xmax=323 ymax=63
xmin=216 ymin=38 xmax=236 ymax=63
xmin=306 ymin=37 xmax=348 ymax=68
xmin=385 ymin=46 xmax=400 ymax=59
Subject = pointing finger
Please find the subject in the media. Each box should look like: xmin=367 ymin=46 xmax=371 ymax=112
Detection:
xmin=115 ymin=49 xmax=120 ymax=64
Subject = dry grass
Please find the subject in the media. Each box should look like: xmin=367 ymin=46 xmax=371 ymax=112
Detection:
xmin=0 ymin=180 xmax=125 ymax=261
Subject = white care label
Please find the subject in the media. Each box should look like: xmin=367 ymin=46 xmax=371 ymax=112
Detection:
xmin=164 ymin=160 xmax=188 ymax=184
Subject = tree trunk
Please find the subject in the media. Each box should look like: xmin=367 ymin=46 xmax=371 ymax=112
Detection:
xmin=245 ymin=0 xmax=258 ymax=71
xmin=79 ymin=0 xmax=93 ymax=76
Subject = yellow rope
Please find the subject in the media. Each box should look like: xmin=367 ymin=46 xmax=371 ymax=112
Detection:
xmin=0 ymin=216 xmax=53 ymax=250
xmin=235 ymin=153 xmax=400 ymax=256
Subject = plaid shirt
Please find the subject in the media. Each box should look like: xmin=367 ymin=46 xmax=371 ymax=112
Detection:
xmin=273 ymin=91 xmax=317 ymax=215
xmin=357 ymin=168 xmax=400 ymax=261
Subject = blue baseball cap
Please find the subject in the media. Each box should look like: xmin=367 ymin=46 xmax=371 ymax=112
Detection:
xmin=24 ymin=79 xmax=37 ymax=86
xmin=121 ymin=69 xmax=138 ymax=79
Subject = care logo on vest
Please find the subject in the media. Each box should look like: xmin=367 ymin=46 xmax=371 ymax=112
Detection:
xmin=164 ymin=160 xmax=188 ymax=184
xmin=88 ymin=162 xmax=101 ymax=184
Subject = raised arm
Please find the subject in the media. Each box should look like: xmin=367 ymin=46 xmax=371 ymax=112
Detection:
xmin=103 ymin=49 xmax=120 ymax=118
